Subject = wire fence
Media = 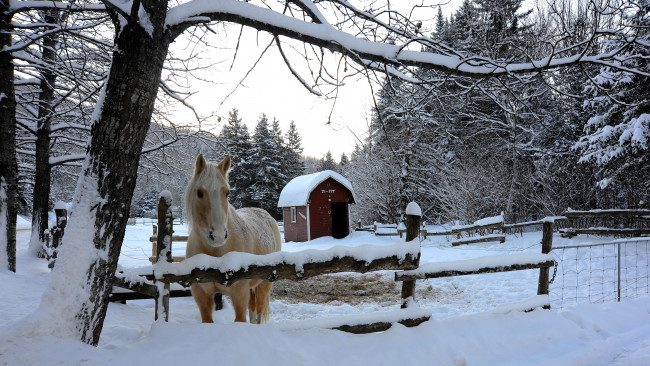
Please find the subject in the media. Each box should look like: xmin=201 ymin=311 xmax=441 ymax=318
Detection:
xmin=550 ymin=238 xmax=650 ymax=310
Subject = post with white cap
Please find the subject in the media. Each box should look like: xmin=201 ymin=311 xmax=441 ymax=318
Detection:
xmin=155 ymin=190 xmax=173 ymax=321
xmin=401 ymin=202 xmax=422 ymax=308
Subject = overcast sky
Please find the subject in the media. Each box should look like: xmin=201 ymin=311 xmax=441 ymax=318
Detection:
xmin=175 ymin=1 xmax=462 ymax=160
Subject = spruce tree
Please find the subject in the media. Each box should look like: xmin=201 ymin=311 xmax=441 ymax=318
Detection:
xmin=284 ymin=121 xmax=306 ymax=180
xmin=220 ymin=108 xmax=255 ymax=208
xmin=340 ymin=152 xmax=350 ymax=168
xmin=319 ymin=151 xmax=338 ymax=171
xmin=251 ymin=114 xmax=286 ymax=218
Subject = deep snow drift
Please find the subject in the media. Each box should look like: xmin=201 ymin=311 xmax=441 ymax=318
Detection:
xmin=1 ymin=219 xmax=649 ymax=365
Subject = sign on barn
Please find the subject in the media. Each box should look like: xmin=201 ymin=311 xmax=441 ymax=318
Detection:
xmin=278 ymin=170 xmax=356 ymax=242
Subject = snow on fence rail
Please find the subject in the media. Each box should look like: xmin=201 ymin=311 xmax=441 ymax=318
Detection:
xmin=560 ymin=209 xmax=650 ymax=238
xmin=394 ymin=253 xmax=555 ymax=281
xmin=143 ymin=242 xmax=421 ymax=286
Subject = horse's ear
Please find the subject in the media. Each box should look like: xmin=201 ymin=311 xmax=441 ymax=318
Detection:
xmin=217 ymin=155 xmax=231 ymax=177
xmin=194 ymin=154 xmax=207 ymax=176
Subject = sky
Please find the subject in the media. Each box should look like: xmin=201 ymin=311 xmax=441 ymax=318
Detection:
xmin=173 ymin=1 xmax=463 ymax=160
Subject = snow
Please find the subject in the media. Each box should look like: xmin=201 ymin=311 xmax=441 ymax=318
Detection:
xmin=400 ymin=253 xmax=555 ymax=279
xmin=452 ymin=214 xmax=504 ymax=230
xmin=148 ymin=242 xmax=419 ymax=278
xmin=159 ymin=190 xmax=172 ymax=204
xmin=277 ymin=170 xmax=356 ymax=207
xmin=53 ymin=201 xmax=67 ymax=210
xmin=2 ymin=224 xmax=650 ymax=365
xmin=405 ymin=202 xmax=421 ymax=216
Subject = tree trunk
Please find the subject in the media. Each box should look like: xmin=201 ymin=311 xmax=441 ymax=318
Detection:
xmin=0 ymin=3 xmax=18 ymax=272
xmin=29 ymin=9 xmax=60 ymax=258
xmin=44 ymin=1 xmax=171 ymax=345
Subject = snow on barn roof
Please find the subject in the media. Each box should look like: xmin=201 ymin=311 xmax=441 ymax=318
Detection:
xmin=278 ymin=170 xmax=356 ymax=207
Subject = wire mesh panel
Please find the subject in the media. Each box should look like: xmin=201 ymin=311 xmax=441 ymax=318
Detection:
xmin=550 ymin=239 xmax=650 ymax=310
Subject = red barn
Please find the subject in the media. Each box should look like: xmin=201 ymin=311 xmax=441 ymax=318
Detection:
xmin=278 ymin=170 xmax=356 ymax=242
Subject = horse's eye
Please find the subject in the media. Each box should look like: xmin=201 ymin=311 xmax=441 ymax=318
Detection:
xmin=197 ymin=190 xmax=204 ymax=198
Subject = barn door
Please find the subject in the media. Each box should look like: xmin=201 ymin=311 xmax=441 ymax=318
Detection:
xmin=331 ymin=202 xmax=348 ymax=239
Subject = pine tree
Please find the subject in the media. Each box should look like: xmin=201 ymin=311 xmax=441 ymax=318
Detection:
xmin=340 ymin=152 xmax=350 ymax=168
xmin=319 ymin=151 xmax=337 ymax=171
xmin=251 ymin=114 xmax=286 ymax=218
xmin=220 ymin=108 xmax=255 ymax=208
xmin=576 ymin=2 xmax=650 ymax=203
xmin=284 ymin=121 xmax=305 ymax=180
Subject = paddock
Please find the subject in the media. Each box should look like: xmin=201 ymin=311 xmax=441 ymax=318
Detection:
xmin=110 ymin=197 xmax=561 ymax=333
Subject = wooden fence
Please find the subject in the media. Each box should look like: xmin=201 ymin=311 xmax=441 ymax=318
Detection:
xmin=112 ymin=197 xmax=559 ymax=333
xmin=559 ymin=209 xmax=650 ymax=238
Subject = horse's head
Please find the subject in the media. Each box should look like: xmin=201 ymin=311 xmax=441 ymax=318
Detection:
xmin=185 ymin=154 xmax=231 ymax=247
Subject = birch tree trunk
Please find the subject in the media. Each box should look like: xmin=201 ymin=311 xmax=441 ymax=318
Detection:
xmin=43 ymin=1 xmax=172 ymax=345
xmin=0 ymin=2 xmax=17 ymax=272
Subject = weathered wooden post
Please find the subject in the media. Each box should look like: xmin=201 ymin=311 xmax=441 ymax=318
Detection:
xmin=401 ymin=202 xmax=421 ymax=308
xmin=155 ymin=191 xmax=173 ymax=322
xmin=48 ymin=201 xmax=68 ymax=268
xmin=537 ymin=218 xmax=554 ymax=309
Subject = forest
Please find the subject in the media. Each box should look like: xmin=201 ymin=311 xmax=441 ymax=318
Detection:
xmin=0 ymin=0 xmax=648 ymax=346
xmin=341 ymin=0 xmax=650 ymax=225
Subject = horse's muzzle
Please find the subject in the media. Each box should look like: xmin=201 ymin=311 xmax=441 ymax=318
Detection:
xmin=208 ymin=228 xmax=228 ymax=246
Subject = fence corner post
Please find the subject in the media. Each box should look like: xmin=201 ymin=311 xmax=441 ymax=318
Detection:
xmin=401 ymin=202 xmax=422 ymax=309
xmin=537 ymin=219 xmax=554 ymax=308
xmin=155 ymin=191 xmax=173 ymax=322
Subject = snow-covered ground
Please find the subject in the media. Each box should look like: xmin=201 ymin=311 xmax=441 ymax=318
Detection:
xmin=1 ymin=218 xmax=650 ymax=365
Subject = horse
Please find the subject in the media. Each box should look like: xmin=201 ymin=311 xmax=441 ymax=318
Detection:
xmin=184 ymin=154 xmax=282 ymax=324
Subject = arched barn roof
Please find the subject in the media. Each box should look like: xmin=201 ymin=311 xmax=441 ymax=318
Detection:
xmin=277 ymin=170 xmax=356 ymax=207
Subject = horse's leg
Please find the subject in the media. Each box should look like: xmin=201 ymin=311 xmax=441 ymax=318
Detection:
xmin=229 ymin=282 xmax=251 ymax=323
xmin=190 ymin=283 xmax=215 ymax=323
xmin=248 ymin=288 xmax=259 ymax=324
xmin=250 ymin=281 xmax=272 ymax=324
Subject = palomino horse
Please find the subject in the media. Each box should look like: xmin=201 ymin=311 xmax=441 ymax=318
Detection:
xmin=184 ymin=154 xmax=282 ymax=323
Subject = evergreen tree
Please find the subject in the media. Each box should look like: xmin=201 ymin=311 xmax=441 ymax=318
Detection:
xmin=220 ymin=108 xmax=255 ymax=208
xmin=339 ymin=152 xmax=350 ymax=168
xmin=251 ymin=114 xmax=286 ymax=218
xmin=575 ymin=2 xmax=650 ymax=206
xmin=284 ymin=120 xmax=306 ymax=180
xmin=319 ymin=151 xmax=337 ymax=171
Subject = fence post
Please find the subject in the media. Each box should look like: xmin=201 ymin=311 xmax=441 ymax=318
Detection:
xmin=617 ymin=242 xmax=621 ymax=302
xmin=401 ymin=202 xmax=421 ymax=309
xmin=155 ymin=191 xmax=173 ymax=322
xmin=48 ymin=202 xmax=68 ymax=268
xmin=537 ymin=219 xmax=554 ymax=308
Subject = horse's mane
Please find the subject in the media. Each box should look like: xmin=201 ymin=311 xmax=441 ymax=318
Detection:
xmin=184 ymin=160 xmax=229 ymax=227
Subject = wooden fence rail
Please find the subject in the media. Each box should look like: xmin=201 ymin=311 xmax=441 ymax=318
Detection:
xmin=146 ymin=244 xmax=421 ymax=286
xmin=560 ymin=209 xmax=650 ymax=238
xmin=397 ymin=220 xmax=556 ymax=310
xmin=113 ymin=199 xmax=563 ymax=333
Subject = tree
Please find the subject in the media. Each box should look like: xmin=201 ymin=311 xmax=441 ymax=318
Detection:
xmin=319 ymin=150 xmax=337 ymax=171
xmin=220 ymin=108 xmax=255 ymax=208
xmin=0 ymin=0 xmax=18 ymax=272
xmin=284 ymin=120 xmax=305 ymax=179
xmin=339 ymin=152 xmax=349 ymax=167
xmin=250 ymin=114 xmax=285 ymax=217
xmin=575 ymin=2 xmax=650 ymax=201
